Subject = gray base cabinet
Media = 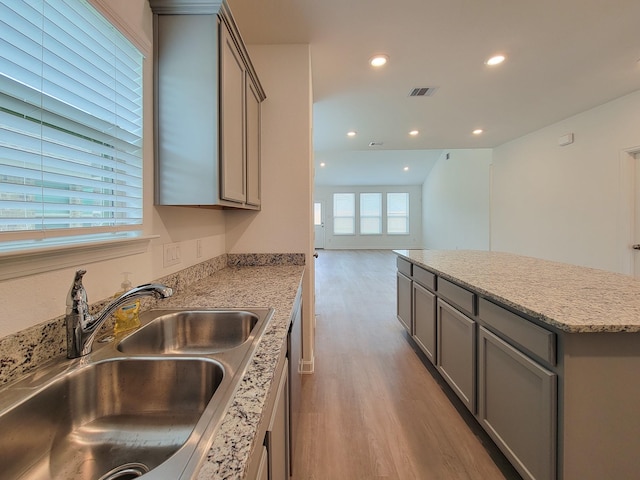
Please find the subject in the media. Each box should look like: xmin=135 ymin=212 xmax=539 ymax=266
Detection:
xmin=395 ymin=253 xmax=640 ymax=480
xmin=478 ymin=327 xmax=557 ymax=480
xmin=247 ymin=287 xmax=302 ymax=480
xmin=397 ymin=272 xmax=413 ymax=334
xmin=288 ymin=296 xmax=302 ymax=476
xmin=247 ymin=347 xmax=290 ymax=480
xmin=256 ymin=447 xmax=269 ymax=480
xmin=266 ymin=358 xmax=290 ymax=480
xmin=413 ymin=282 xmax=436 ymax=364
xmin=436 ymin=298 xmax=476 ymax=413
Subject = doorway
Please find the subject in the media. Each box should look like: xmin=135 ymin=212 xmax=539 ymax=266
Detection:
xmin=620 ymin=147 xmax=640 ymax=277
xmin=314 ymin=201 xmax=325 ymax=249
xmin=633 ymin=151 xmax=640 ymax=278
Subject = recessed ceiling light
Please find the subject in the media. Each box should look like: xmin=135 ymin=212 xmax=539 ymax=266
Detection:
xmin=320 ymin=162 xmax=326 ymax=167
xmin=403 ymin=166 xmax=409 ymax=171
xmin=347 ymin=131 xmax=357 ymax=137
xmin=409 ymin=130 xmax=419 ymax=136
xmin=369 ymin=54 xmax=389 ymax=67
xmin=485 ymin=54 xmax=506 ymax=66
xmin=473 ymin=129 xmax=484 ymax=135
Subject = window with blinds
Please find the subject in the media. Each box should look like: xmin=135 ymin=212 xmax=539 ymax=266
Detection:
xmin=333 ymin=193 xmax=355 ymax=235
xmin=0 ymin=0 xmax=143 ymax=252
xmin=387 ymin=192 xmax=410 ymax=234
xmin=360 ymin=192 xmax=382 ymax=235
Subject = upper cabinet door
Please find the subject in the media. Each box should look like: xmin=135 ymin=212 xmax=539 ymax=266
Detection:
xmin=220 ymin=21 xmax=246 ymax=204
xmin=246 ymin=75 xmax=261 ymax=207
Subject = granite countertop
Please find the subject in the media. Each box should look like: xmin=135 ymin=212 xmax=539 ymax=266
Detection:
xmin=394 ymin=249 xmax=640 ymax=334
xmin=158 ymin=264 xmax=304 ymax=479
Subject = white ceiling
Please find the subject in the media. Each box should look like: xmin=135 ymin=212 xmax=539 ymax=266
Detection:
xmin=227 ymin=0 xmax=640 ymax=186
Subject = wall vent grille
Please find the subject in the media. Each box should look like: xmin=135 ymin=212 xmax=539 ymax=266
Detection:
xmin=409 ymin=86 xmax=438 ymax=97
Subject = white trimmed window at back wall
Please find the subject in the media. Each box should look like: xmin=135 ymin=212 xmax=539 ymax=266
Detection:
xmin=315 ymin=185 xmax=422 ymax=250
xmin=0 ymin=0 xmax=153 ymax=280
xmin=360 ymin=192 xmax=382 ymax=235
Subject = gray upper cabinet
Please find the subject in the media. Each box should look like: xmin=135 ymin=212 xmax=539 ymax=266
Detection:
xmin=219 ymin=20 xmax=246 ymax=204
xmin=149 ymin=0 xmax=265 ymax=209
xmin=246 ymin=75 xmax=262 ymax=207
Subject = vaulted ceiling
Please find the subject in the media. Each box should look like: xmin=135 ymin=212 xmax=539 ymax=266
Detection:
xmin=228 ymin=0 xmax=640 ymax=186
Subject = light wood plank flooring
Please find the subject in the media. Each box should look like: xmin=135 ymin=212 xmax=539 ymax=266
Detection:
xmin=292 ymin=250 xmax=521 ymax=480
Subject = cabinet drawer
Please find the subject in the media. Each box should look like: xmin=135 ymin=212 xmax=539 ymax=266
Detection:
xmin=479 ymin=298 xmax=556 ymax=366
xmin=413 ymin=265 xmax=436 ymax=291
xmin=397 ymin=257 xmax=412 ymax=277
xmin=438 ymin=278 xmax=476 ymax=315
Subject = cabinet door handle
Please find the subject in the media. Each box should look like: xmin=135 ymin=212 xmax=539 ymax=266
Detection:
xmin=633 ymin=244 xmax=640 ymax=250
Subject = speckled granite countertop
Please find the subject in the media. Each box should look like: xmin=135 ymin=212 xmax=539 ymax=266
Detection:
xmin=158 ymin=264 xmax=304 ymax=479
xmin=394 ymin=249 xmax=640 ymax=333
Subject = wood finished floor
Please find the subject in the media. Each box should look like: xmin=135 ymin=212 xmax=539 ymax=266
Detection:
xmin=292 ymin=250 xmax=522 ymax=480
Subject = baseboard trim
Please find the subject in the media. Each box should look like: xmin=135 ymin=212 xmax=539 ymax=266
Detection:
xmin=300 ymin=357 xmax=314 ymax=374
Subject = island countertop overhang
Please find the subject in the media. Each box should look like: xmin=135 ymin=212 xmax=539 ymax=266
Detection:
xmin=394 ymin=249 xmax=640 ymax=333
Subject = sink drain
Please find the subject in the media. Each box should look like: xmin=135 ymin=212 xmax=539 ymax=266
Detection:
xmin=98 ymin=463 xmax=149 ymax=480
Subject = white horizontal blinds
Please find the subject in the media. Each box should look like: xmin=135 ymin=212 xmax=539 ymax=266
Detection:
xmin=387 ymin=192 xmax=409 ymax=234
xmin=360 ymin=192 xmax=382 ymax=234
xmin=333 ymin=193 xmax=355 ymax=235
xmin=0 ymin=0 xmax=143 ymax=235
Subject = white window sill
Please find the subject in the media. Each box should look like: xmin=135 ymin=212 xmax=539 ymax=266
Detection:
xmin=0 ymin=235 xmax=158 ymax=281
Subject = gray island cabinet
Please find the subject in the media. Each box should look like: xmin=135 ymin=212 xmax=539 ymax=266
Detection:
xmin=395 ymin=250 xmax=640 ymax=480
xmin=149 ymin=0 xmax=265 ymax=209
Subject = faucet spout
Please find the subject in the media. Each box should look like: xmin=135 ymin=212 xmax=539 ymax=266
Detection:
xmin=66 ymin=270 xmax=173 ymax=358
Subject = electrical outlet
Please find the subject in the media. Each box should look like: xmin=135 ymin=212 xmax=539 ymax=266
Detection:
xmin=163 ymin=242 xmax=181 ymax=267
xmin=196 ymin=239 xmax=202 ymax=258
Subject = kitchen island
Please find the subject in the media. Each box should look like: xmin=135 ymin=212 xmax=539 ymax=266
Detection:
xmin=394 ymin=249 xmax=640 ymax=480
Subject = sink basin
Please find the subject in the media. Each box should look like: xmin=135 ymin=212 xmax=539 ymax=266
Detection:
xmin=0 ymin=358 xmax=223 ymax=480
xmin=117 ymin=310 xmax=260 ymax=355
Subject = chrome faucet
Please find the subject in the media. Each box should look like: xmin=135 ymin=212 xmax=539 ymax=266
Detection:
xmin=66 ymin=269 xmax=173 ymax=358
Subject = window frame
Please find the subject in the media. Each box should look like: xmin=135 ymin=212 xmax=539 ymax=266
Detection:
xmin=333 ymin=192 xmax=355 ymax=235
xmin=359 ymin=192 xmax=382 ymax=235
xmin=0 ymin=0 xmax=154 ymax=280
xmin=386 ymin=192 xmax=410 ymax=235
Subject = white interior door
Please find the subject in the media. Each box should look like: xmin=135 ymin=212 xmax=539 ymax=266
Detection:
xmin=314 ymin=201 xmax=325 ymax=249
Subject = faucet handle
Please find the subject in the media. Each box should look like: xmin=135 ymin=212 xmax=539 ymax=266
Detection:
xmin=73 ymin=269 xmax=87 ymax=283
xmin=67 ymin=269 xmax=88 ymax=315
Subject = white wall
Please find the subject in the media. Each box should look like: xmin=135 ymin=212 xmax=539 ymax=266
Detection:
xmin=226 ymin=44 xmax=315 ymax=366
xmin=421 ymin=149 xmax=492 ymax=250
xmin=226 ymin=45 xmax=312 ymax=257
xmin=492 ymin=90 xmax=640 ymax=272
xmin=314 ymin=185 xmax=423 ymax=249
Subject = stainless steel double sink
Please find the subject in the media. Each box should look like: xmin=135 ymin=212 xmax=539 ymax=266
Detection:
xmin=0 ymin=308 xmax=273 ymax=480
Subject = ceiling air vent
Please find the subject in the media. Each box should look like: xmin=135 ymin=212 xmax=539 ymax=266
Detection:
xmin=368 ymin=141 xmax=384 ymax=147
xmin=408 ymin=86 xmax=438 ymax=97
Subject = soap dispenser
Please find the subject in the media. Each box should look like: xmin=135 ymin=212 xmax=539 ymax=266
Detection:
xmin=113 ymin=272 xmax=141 ymax=333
